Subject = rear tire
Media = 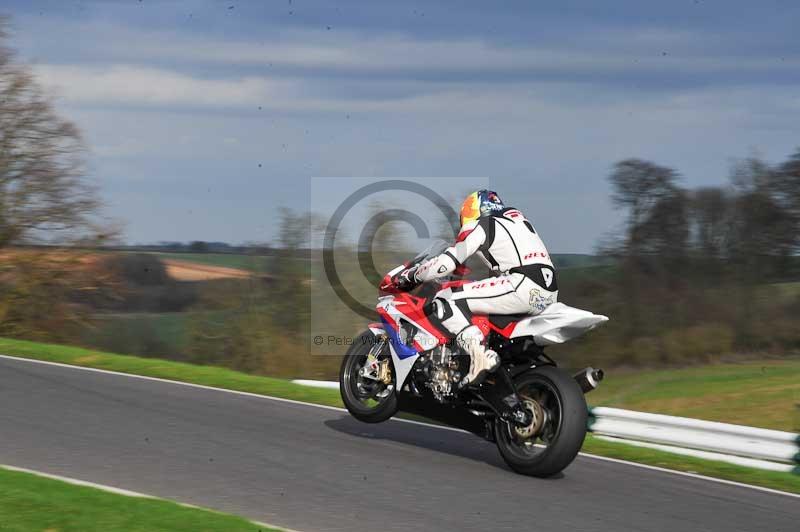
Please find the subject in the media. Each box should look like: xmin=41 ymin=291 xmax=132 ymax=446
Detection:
xmin=339 ymin=331 xmax=398 ymax=423
xmin=494 ymin=365 xmax=587 ymax=477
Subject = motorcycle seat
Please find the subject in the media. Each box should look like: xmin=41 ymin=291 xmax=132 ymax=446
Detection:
xmin=485 ymin=313 xmax=531 ymax=329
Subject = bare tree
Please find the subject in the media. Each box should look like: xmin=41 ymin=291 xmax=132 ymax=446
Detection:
xmin=691 ymin=187 xmax=731 ymax=260
xmin=727 ymin=155 xmax=797 ymax=277
xmin=609 ymin=158 xmax=684 ymax=258
xmin=0 ymin=20 xmax=100 ymax=247
xmin=773 ymin=148 xmax=800 ymax=257
xmin=0 ymin=20 xmax=116 ymax=343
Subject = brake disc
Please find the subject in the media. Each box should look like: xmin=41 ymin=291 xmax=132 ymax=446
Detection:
xmin=513 ymin=396 xmax=545 ymax=440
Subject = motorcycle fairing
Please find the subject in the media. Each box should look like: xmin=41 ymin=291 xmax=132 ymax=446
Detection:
xmin=373 ymin=291 xmax=607 ymax=388
xmin=377 ymin=293 xmax=449 ymax=346
xmin=471 ymin=315 xmax=520 ymax=338
xmin=378 ymin=315 xmax=417 ymax=360
xmin=509 ymin=302 xmax=608 ymax=345
xmin=375 ymin=294 xmax=451 ymax=390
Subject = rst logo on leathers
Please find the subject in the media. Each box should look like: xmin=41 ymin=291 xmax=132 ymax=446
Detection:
xmin=469 ymin=278 xmax=510 ymax=289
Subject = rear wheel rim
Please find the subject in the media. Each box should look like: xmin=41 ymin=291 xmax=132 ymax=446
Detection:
xmin=499 ymin=377 xmax=563 ymax=461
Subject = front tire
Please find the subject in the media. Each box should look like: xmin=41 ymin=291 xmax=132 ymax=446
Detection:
xmin=494 ymin=365 xmax=587 ymax=477
xmin=339 ymin=331 xmax=398 ymax=423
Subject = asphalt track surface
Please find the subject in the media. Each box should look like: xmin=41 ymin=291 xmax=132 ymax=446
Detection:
xmin=1 ymin=356 xmax=797 ymax=531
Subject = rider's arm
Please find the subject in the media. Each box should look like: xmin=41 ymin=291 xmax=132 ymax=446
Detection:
xmin=415 ymin=220 xmax=487 ymax=282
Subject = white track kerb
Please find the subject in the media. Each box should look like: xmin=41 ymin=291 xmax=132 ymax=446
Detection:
xmin=294 ymin=379 xmax=800 ymax=474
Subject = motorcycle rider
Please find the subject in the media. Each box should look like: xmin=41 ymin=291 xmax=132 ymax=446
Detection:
xmin=393 ymin=190 xmax=558 ymax=387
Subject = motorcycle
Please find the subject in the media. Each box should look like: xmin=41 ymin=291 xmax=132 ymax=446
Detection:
xmin=339 ymin=240 xmax=608 ymax=477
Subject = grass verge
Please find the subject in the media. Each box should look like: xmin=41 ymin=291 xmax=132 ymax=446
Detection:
xmin=0 ymin=337 xmax=797 ymax=495
xmin=0 ymin=467 xmax=272 ymax=532
xmin=587 ymin=359 xmax=800 ymax=432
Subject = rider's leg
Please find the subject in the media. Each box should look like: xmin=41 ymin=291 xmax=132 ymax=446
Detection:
xmin=432 ymin=274 xmax=553 ymax=387
xmin=456 ymin=273 xmax=558 ymax=316
xmin=431 ymin=289 xmax=497 ymax=386
xmin=455 ymin=324 xmax=500 ymax=387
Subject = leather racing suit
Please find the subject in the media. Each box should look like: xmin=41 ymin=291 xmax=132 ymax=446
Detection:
xmin=414 ymin=207 xmax=558 ymax=385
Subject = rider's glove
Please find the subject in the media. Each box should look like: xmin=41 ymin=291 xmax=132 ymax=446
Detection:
xmin=395 ymin=266 xmax=420 ymax=292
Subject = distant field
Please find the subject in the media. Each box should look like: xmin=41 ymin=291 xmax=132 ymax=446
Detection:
xmin=160 ymin=258 xmax=254 ymax=281
xmin=551 ymin=253 xmax=612 ymax=269
xmin=557 ymin=264 xmax=618 ymax=287
xmin=148 ymin=252 xmax=268 ymax=272
xmin=150 ymin=251 xmax=611 ymax=275
xmin=589 ymin=359 xmax=800 ymax=432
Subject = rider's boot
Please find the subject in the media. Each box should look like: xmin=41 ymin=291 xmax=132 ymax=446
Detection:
xmin=457 ymin=325 xmax=500 ymax=388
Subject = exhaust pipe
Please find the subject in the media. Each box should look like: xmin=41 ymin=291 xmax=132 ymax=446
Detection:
xmin=574 ymin=367 xmax=604 ymax=394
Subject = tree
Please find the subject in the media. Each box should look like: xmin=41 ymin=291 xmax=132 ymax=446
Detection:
xmin=637 ymin=187 xmax=690 ymax=260
xmin=188 ymin=240 xmax=209 ymax=253
xmin=0 ymin=20 xmax=112 ymax=342
xmin=727 ymin=156 xmax=797 ymax=278
xmin=772 ymin=148 xmax=800 ymax=259
xmin=691 ymin=187 xmax=731 ymax=261
xmin=271 ymin=207 xmax=314 ymax=332
xmin=607 ymin=159 xmax=690 ymax=341
xmin=609 ymin=159 xmax=683 ymax=257
xmin=0 ymin=20 xmax=100 ymax=247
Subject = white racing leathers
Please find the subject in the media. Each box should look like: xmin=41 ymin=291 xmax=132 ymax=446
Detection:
xmin=415 ymin=208 xmax=558 ymax=373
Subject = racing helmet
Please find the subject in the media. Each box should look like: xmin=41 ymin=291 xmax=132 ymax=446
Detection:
xmin=459 ymin=189 xmax=505 ymax=226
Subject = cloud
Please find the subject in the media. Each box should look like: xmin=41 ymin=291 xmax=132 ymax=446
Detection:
xmin=35 ymin=64 xmax=297 ymax=106
xmin=20 ymin=14 xmax=799 ymax=86
xmin=11 ymin=6 xmax=800 ymax=250
xmin=79 ymin=30 xmax=800 ymax=81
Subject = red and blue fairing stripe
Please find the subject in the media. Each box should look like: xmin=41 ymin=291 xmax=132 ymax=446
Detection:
xmin=378 ymin=315 xmax=418 ymax=360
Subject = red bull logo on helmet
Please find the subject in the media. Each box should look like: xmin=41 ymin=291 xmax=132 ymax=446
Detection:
xmin=479 ymin=189 xmax=504 ymax=215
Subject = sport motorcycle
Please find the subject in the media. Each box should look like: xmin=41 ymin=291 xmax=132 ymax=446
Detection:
xmin=339 ymin=240 xmax=608 ymax=477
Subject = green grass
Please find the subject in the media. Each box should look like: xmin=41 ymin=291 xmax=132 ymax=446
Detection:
xmin=588 ymin=360 xmax=800 ymax=432
xmin=0 ymin=337 xmax=797 ymax=495
xmin=0 ymin=467 xmax=272 ymax=532
xmin=770 ymin=280 xmax=800 ymax=298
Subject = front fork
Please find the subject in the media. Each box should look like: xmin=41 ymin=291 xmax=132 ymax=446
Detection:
xmin=358 ymin=336 xmax=392 ymax=385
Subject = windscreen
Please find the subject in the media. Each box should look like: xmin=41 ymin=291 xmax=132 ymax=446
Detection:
xmin=412 ymin=239 xmax=449 ymax=263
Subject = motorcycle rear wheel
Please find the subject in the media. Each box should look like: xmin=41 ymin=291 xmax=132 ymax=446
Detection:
xmin=494 ymin=365 xmax=587 ymax=477
xmin=339 ymin=331 xmax=398 ymax=423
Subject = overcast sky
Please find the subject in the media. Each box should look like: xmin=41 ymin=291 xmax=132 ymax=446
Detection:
xmin=5 ymin=1 xmax=800 ymax=252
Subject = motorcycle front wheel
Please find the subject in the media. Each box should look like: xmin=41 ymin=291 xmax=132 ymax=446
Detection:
xmin=494 ymin=365 xmax=587 ymax=477
xmin=339 ymin=331 xmax=398 ymax=423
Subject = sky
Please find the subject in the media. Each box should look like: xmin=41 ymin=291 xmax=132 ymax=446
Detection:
xmin=4 ymin=0 xmax=800 ymax=252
